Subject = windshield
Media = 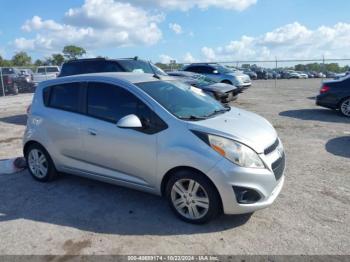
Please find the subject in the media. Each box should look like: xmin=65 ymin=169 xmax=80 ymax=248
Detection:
xmin=117 ymin=60 xmax=167 ymax=76
xmin=191 ymin=74 xmax=217 ymax=85
xmin=136 ymin=81 xmax=227 ymax=120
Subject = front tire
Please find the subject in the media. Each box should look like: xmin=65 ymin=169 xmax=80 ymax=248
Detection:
xmin=166 ymin=170 xmax=221 ymax=224
xmin=25 ymin=144 xmax=57 ymax=182
xmin=340 ymin=97 xmax=350 ymax=117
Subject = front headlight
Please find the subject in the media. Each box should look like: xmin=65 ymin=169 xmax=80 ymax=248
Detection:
xmin=208 ymin=134 xmax=265 ymax=168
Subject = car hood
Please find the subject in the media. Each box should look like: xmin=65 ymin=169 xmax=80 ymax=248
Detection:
xmin=201 ymin=83 xmax=237 ymax=93
xmin=187 ymin=107 xmax=277 ymax=153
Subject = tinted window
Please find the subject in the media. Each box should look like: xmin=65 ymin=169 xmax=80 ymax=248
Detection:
xmin=185 ymin=66 xmax=200 ymax=73
xmin=60 ymin=61 xmax=123 ymax=77
xmin=87 ymin=82 xmax=151 ymax=123
xmin=200 ymin=66 xmax=215 ymax=74
xmin=49 ymin=83 xmax=81 ymax=112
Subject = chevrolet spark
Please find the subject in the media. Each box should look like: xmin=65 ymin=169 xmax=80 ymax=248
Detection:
xmin=24 ymin=73 xmax=285 ymax=224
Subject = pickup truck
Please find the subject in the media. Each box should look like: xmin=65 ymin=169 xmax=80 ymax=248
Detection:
xmin=32 ymin=66 xmax=60 ymax=87
xmin=0 ymin=67 xmax=21 ymax=95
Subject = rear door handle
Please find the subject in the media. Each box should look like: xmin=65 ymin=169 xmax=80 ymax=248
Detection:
xmin=88 ymin=128 xmax=97 ymax=136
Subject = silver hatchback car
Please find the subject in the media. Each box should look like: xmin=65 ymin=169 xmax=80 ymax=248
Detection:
xmin=24 ymin=73 xmax=285 ymax=224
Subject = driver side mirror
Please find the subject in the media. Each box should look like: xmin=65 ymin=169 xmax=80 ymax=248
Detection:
xmin=117 ymin=114 xmax=142 ymax=129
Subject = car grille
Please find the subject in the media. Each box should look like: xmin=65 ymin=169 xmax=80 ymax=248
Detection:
xmin=264 ymin=138 xmax=279 ymax=155
xmin=271 ymin=152 xmax=285 ymax=181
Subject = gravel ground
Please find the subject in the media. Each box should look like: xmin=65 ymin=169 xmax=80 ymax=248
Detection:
xmin=0 ymin=79 xmax=349 ymax=255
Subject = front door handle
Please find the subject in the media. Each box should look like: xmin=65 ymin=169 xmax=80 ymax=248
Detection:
xmin=88 ymin=128 xmax=97 ymax=136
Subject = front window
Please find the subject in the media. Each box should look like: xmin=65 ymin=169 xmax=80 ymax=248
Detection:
xmin=136 ymin=81 xmax=228 ymax=120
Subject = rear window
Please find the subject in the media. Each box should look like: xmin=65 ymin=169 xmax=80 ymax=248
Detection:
xmin=60 ymin=61 xmax=123 ymax=77
xmin=48 ymin=83 xmax=81 ymax=113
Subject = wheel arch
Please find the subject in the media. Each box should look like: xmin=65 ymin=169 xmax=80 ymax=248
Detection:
xmin=23 ymin=140 xmax=47 ymax=156
xmin=160 ymin=166 xmax=223 ymax=210
xmin=338 ymin=96 xmax=350 ymax=108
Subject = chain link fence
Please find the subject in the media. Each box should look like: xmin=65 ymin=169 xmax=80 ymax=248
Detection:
xmin=0 ymin=66 xmax=60 ymax=97
xmin=156 ymin=57 xmax=350 ymax=87
xmin=1 ymin=58 xmax=350 ymax=96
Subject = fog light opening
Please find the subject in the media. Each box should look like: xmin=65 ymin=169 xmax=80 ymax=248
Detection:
xmin=233 ymin=186 xmax=261 ymax=204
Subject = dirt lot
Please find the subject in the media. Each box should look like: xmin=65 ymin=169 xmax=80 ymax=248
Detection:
xmin=0 ymin=79 xmax=349 ymax=255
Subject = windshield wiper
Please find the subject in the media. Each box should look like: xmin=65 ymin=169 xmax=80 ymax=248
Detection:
xmin=205 ymin=107 xmax=231 ymax=118
xmin=179 ymin=115 xmax=208 ymax=121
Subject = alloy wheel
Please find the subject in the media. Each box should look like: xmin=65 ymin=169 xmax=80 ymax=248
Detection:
xmin=28 ymin=149 xmax=48 ymax=179
xmin=340 ymin=98 xmax=350 ymax=117
xmin=171 ymin=179 xmax=210 ymax=220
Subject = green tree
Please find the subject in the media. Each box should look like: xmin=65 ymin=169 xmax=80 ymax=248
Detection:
xmin=51 ymin=53 xmax=65 ymax=65
xmin=12 ymin=51 xmax=32 ymax=66
xmin=34 ymin=59 xmax=44 ymax=66
xmin=63 ymin=45 xmax=86 ymax=60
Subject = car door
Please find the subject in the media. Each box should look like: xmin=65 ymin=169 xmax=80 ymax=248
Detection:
xmin=43 ymin=82 xmax=85 ymax=165
xmin=79 ymin=81 xmax=161 ymax=189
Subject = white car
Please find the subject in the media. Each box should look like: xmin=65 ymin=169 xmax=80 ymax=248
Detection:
xmin=33 ymin=66 xmax=60 ymax=86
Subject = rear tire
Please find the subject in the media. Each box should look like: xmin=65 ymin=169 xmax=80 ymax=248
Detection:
xmin=166 ymin=170 xmax=221 ymax=224
xmin=25 ymin=143 xmax=57 ymax=182
xmin=339 ymin=97 xmax=350 ymax=117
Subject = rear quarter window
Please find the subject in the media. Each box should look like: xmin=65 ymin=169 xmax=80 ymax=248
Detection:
xmin=47 ymin=83 xmax=82 ymax=113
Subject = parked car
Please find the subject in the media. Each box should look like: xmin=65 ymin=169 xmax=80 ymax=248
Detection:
xmin=167 ymin=71 xmax=239 ymax=104
xmin=282 ymin=70 xmax=300 ymax=79
xmin=326 ymin=72 xmax=337 ymax=79
xmin=316 ymin=72 xmax=326 ymax=78
xmin=296 ymin=71 xmax=308 ymax=79
xmin=33 ymin=66 xmax=60 ymax=87
xmin=18 ymin=68 xmax=35 ymax=92
xmin=59 ymin=57 xmax=167 ymax=78
xmin=306 ymin=72 xmax=315 ymax=78
xmin=0 ymin=67 xmax=21 ymax=95
xmin=242 ymin=69 xmax=257 ymax=80
xmin=24 ymin=73 xmax=285 ymax=224
xmin=316 ymin=75 xmax=350 ymax=117
xmin=255 ymin=69 xmax=268 ymax=80
xmin=183 ymin=63 xmax=251 ymax=90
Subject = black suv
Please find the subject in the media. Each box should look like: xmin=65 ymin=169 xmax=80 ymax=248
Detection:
xmin=59 ymin=57 xmax=167 ymax=77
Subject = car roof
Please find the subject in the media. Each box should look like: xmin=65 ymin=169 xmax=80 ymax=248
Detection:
xmin=63 ymin=57 xmax=144 ymax=64
xmin=57 ymin=72 xmax=174 ymax=84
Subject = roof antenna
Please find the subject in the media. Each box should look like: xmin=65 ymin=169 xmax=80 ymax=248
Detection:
xmin=148 ymin=60 xmax=161 ymax=80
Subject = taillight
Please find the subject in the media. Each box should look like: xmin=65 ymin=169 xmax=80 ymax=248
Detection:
xmin=6 ymin=78 xmax=12 ymax=85
xmin=320 ymin=85 xmax=330 ymax=94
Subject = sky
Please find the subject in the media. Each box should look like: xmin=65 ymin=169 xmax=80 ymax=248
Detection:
xmin=0 ymin=0 xmax=350 ymax=64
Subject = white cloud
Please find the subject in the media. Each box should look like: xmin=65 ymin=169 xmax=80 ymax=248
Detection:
xmin=121 ymin=0 xmax=257 ymax=11
xmin=200 ymin=22 xmax=350 ymax=61
xmin=14 ymin=0 xmax=163 ymax=52
xmin=159 ymin=54 xmax=174 ymax=63
xmin=201 ymin=47 xmax=216 ymax=61
xmin=183 ymin=52 xmax=197 ymax=63
xmin=22 ymin=16 xmax=63 ymax=32
xmin=169 ymin=23 xmax=182 ymax=34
